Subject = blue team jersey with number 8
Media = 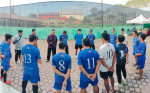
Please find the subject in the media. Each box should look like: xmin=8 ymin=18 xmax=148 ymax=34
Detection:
xmin=21 ymin=44 xmax=41 ymax=75
xmin=52 ymin=53 xmax=72 ymax=82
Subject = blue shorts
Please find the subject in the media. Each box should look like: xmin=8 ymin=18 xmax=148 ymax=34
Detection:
xmin=2 ymin=65 xmax=9 ymax=71
xmin=126 ymin=47 xmax=129 ymax=53
xmin=137 ymin=57 xmax=146 ymax=69
xmin=23 ymin=72 xmax=40 ymax=84
xmin=79 ymin=77 xmax=98 ymax=89
xmin=54 ymin=78 xmax=72 ymax=91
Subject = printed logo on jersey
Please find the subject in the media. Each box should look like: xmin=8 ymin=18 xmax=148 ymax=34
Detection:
xmin=27 ymin=47 xmax=29 ymax=49
xmin=88 ymin=50 xmax=92 ymax=53
xmin=61 ymin=54 xmax=64 ymax=57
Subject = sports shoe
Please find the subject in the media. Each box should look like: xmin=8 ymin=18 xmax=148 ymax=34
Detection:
xmin=114 ymin=82 xmax=122 ymax=87
xmin=15 ymin=61 xmax=18 ymax=65
xmin=0 ymin=77 xmax=3 ymax=79
xmin=122 ymin=75 xmax=127 ymax=84
xmin=46 ymin=60 xmax=49 ymax=62
xmin=4 ymin=81 xmax=11 ymax=84
xmin=75 ymin=55 xmax=77 ymax=59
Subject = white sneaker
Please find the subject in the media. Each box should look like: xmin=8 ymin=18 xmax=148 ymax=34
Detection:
xmin=75 ymin=55 xmax=77 ymax=59
xmin=122 ymin=75 xmax=127 ymax=84
xmin=115 ymin=83 xmax=122 ymax=87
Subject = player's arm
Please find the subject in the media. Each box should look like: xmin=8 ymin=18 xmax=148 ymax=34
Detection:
xmin=111 ymin=52 xmax=116 ymax=72
xmin=100 ymin=58 xmax=111 ymax=71
xmin=21 ymin=54 xmax=23 ymax=68
xmin=135 ymin=53 xmax=142 ymax=57
xmin=79 ymin=65 xmax=92 ymax=79
xmin=63 ymin=69 xmax=71 ymax=88
xmin=37 ymin=59 xmax=42 ymax=64
xmin=52 ymin=66 xmax=65 ymax=77
xmin=91 ymin=60 xmax=101 ymax=81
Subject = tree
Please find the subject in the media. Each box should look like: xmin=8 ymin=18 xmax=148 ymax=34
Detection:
xmin=125 ymin=0 xmax=150 ymax=8
xmin=82 ymin=16 xmax=91 ymax=24
xmin=90 ymin=7 xmax=99 ymax=16
xmin=69 ymin=16 xmax=76 ymax=23
xmin=27 ymin=13 xmax=37 ymax=18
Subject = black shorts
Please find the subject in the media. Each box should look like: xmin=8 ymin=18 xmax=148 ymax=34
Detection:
xmin=90 ymin=44 xmax=95 ymax=50
xmin=75 ymin=44 xmax=82 ymax=49
xmin=100 ymin=71 xmax=113 ymax=80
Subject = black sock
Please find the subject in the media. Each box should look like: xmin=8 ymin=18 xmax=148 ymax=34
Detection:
xmin=3 ymin=73 xmax=7 ymax=82
xmin=1 ymin=69 xmax=4 ymax=77
xmin=22 ymin=81 xmax=28 ymax=93
xmin=32 ymin=85 xmax=38 ymax=93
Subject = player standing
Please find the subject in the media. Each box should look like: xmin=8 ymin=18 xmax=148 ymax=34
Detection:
xmin=86 ymin=29 xmax=96 ymax=50
xmin=115 ymin=35 xmax=127 ymax=87
xmin=99 ymin=32 xmax=116 ymax=93
xmin=60 ymin=31 xmax=69 ymax=54
xmin=135 ymin=34 xmax=147 ymax=80
xmin=121 ymin=28 xmax=129 ymax=64
xmin=21 ymin=34 xmax=42 ymax=93
xmin=0 ymin=34 xmax=12 ymax=84
xmin=29 ymin=29 xmax=39 ymax=48
xmin=78 ymin=38 xmax=100 ymax=93
xmin=132 ymin=31 xmax=140 ymax=67
xmin=74 ymin=29 xmax=83 ymax=58
xmin=52 ymin=43 xmax=72 ymax=93
xmin=110 ymin=28 xmax=117 ymax=49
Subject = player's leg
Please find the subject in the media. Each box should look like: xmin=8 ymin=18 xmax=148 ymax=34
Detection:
xmin=115 ymin=64 xmax=122 ymax=86
xmin=15 ymin=50 xmax=18 ymax=64
xmin=100 ymin=71 xmax=110 ymax=93
xmin=75 ymin=45 xmax=78 ymax=58
xmin=47 ymin=48 xmax=51 ymax=62
xmin=92 ymin=44 xmax=95 ymax=50
xmin=0 ymin=67 xmax=4 ymax=79
xmin=22 ymin=81 xmax=28 ymax=93
xmin=139 ymin=69 xmax=143 ymax=79
xmin=32 ymin=83 xmax=38 ymax=93
xmin=93 ymin=85 xmax=99 ymax=93
xmin=79 ymin=45 xmax=82 ymax=51
xmin=66 ymin=79 xmax=72 ymax=93
xmin=66 ymin=46 xmax=69 ymax=54
xmin=30 ymin=74 xmax=40 ymax=93
xmin=108 ymin=72 xmax=115 ymax=93
xmin=56 ymin=90 xmax=61 ymax=93
xmin=79 ymin=79 xmax=89 ymax=93
xmin=122 ymin=62 xmax=127 ymax=80
xmin=3 ymin=65 xmax=11 ymax=84
xmin=52 ymin=47 xmax=56 ymax=56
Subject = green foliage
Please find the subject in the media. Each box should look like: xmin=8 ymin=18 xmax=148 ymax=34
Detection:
xmin=27 ymin=13 xmax=37 ymax=18
xmin=125 ymin=0 xmax=150 ymax=8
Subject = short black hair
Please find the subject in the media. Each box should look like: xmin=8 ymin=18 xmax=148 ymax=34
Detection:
xmin=102 ymin=32 xmax=109 ymax=41
xmin=133 ymin=30 xmax=138 ymax=35
xmin=90 ymin=29 xmax=93 ymax=32
xmin=29 ymin=34 xmax=36 ymax=42
xmin=83 ymin=38 xmax=90 ymax=46
xmin=63 ymin=31 xmax=67 ymax=34
xmin=112 ymin=28 xmax=115 ymax=31
xmin=121 ymin=28 xmax=124 ymax=31
xmin=118 ymin=35 xmax=125 ymax=43
xmin=59 ymin=43 xmax=66 ymax=49
xmin=78 ymin=29 xmax=81 ymax=31
xmin=18 ymin=30 xmax=23 ymax=33
xmin=51 ymin=29 xmax=55 ymax=31
xmin=32 ymin=29 xmax=36 ymax=32
xmin=140 ymin=33 xmax=147 ymax=40
xmin=5 ymin=33 xmax=12 ymax=41
xmin=104 ymin=30 xmax=107 ymax=33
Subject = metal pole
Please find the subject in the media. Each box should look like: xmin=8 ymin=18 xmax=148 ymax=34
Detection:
xmin=101 ymin=0 xmax=103 ymax=28
xmin=10 ymin=0 xmax=12 ymax=26
xmin=38 ymin=3 xmax=39 ymax=27
xmin=3 ymin=7 xmax=5 ymax=26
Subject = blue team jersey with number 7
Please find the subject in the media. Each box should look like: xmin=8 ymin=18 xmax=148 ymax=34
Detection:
xmin=21 ymin=44 xmax=41 ymax=75
xmin=52 ymin=53 xmax=72 ymax=82
xmin=78 ymin=48 xmax=100 ymax=82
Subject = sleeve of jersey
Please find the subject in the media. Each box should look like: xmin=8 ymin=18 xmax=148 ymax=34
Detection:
xmin=93 ymin=35 xmax=96 ymax=39
xmin=74 ymin=34 xmax=76 ymax=39
xmin=59 ymin=36 xmax=62 ymax=41
xmin=96 ymin=52 xmax=100 ymax=61
xmin=37 ymin=49 xmax=41 ymax=60
xmin=86 ymin=35 xmax=88 ymax=38
xmin=139 ymin=45 xmax=145 ymax=55
xmin=52 ymin=57 xmax=55 ymax=66
xmin=68 ymin=56 xmax=72 ymax=69
xmin=99 ymin=48 xmax=104 ymax=58
xmin=78 ymin=53 xmax=83 ymax=65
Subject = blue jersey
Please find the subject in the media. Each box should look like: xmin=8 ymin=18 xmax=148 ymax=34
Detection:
xmin=110 ymin=34 xmax=117 ymax=48
xmin=133 ymin=37 xmax=140 ymax=54
xmin=116 ymin=44 xmax=126 ymax=62
xmin=86 ymin=34 xmax=95 ymax=45
xmin=21 ymin=44 xmax=41 ymax=75
xmin=78 ymin=48 xmax=100 ymax=82
xmin=74 ymin=33 xmax=83 ymax=45
xmin=52 ymin=53 xmax=71 ymax=82
xmin=0 ymin=40 xmax=10 ymax=51
xmin=60 ymin=35 xmax=68 ymax=46
xmin=1 ymin=42 xmax=12 ymax=66
xmin=137 ymin=42 xmax=146 ymax=59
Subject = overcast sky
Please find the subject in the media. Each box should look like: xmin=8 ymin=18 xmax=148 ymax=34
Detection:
xmin=0 ymin=0 xmax=130 ymax=7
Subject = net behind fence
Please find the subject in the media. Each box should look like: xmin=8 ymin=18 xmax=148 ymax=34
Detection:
xmin=0 ymin=25 xmax=142 ymax=40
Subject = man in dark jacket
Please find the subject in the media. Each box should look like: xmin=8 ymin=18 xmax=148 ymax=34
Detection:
xmin=47 ymin=29 xmax=57 ymax=62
